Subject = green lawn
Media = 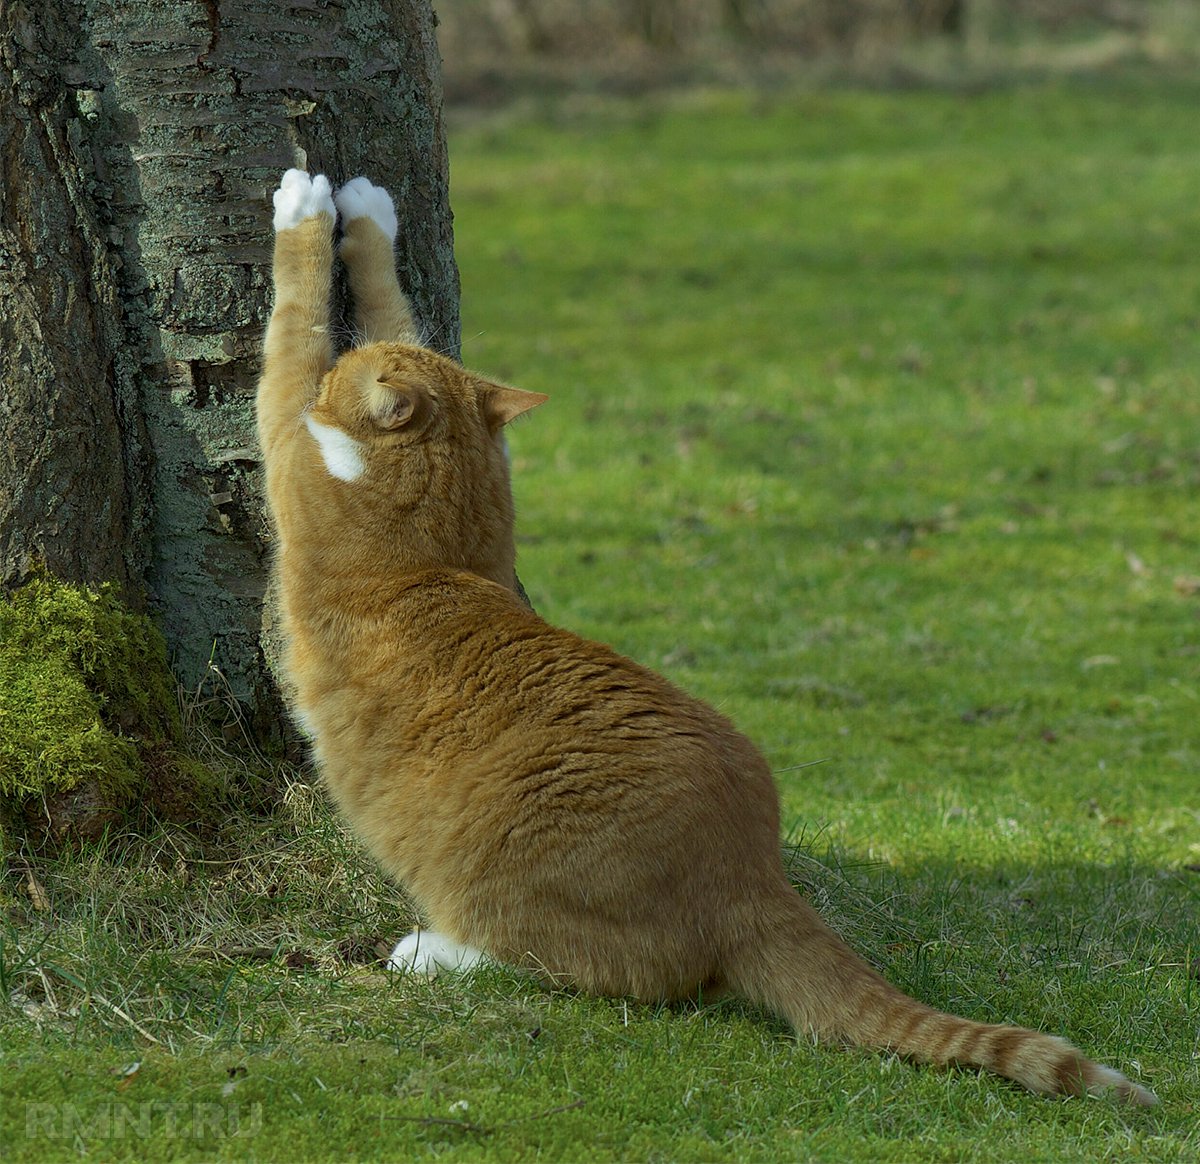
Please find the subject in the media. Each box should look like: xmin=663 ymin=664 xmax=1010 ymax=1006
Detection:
xmin=4 ymin=76 xmax=1198 ymax=1161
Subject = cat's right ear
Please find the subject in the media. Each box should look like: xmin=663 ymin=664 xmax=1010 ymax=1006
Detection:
xmin=477 ymin=381 xmax=549 ymax=431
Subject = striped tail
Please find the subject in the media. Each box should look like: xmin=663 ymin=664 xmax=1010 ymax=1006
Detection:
xmin=727 ymin=890 xmax=1157 ymax=1105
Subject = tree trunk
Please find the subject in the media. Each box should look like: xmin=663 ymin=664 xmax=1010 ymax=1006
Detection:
xmin=1 ymin=0 xmax=460 ymax=743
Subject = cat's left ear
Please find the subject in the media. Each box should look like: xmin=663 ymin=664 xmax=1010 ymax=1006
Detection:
xmin=477 ymin=381 xmax=549 ymax=431
xmin=367 ymin=379 xmax=430 ymax=432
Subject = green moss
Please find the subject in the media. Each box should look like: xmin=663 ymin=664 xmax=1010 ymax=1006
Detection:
xmin=0 ymin=647 xmax=141 ymax=799
xmin=0 ymin=572 xmax=218 ymax=836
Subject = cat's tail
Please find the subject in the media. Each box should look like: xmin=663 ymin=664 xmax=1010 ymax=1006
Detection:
xmin=725 ymin=887 xmax=1157 ymax=1105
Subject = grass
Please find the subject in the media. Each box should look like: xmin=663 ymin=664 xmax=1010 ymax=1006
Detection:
xmin=4 ymin=75 xmax=1199 ymax=1161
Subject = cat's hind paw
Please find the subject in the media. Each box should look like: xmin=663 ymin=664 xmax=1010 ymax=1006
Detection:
xmin=334 ymin=177 xmax=398 ymax=242
xmin=272 ymin=169 xmax=336 ymax=232
xmin=386 ymin=931 xmax=486 ymax=977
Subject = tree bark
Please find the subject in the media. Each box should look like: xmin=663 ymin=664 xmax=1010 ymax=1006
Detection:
xmin=1 ymin=0 xmax=460 ymax=741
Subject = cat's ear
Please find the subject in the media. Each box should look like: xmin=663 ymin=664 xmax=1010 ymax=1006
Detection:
xmin=368 ymin=380 xmax=429 ymax=431
xmin=476 ymin=380 xmax=549 ymax=431
xmin=375 ymin=388 xmax=417 ymax=430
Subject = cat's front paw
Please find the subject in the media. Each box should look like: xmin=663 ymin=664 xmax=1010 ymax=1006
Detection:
xmin=334 ymin=176 xmax=398 ymax=242
xmin=272 ymin=169 xmax=336 ymax=232
xmin=386 ymin=931 xmax=486 ymax=977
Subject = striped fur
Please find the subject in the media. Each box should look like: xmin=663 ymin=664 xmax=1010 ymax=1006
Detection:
xmin=258 ymin=171 xmax=1155 ymax=1107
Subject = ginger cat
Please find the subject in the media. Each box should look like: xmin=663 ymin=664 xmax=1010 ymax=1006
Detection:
xmin=257 ymin=168 xmax=1155 ymax=1106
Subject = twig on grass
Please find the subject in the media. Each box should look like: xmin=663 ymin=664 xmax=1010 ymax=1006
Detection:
xmin=46 ymin=964 xmax=164 ymax=1046
xmin=774 ymin=757 xmax=832 ymax=774
xmin=83 ymin=988 xmax=164 ymax=1046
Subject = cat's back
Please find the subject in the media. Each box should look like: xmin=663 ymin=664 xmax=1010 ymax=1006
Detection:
xmin=308 ymin=567 xmax=777 ymax=830
xmin=401 ymin=570 xmax=739 ymax=735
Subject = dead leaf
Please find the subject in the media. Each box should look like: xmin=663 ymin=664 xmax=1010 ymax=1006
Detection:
xmin=24 ymin=872 xmax=50 ymax=912
xmin=337 ymin=935 xmax=388 ymax=966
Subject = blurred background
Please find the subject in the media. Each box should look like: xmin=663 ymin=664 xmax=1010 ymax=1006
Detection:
xmin=436 ymin=0 xmax=1200 ymax=103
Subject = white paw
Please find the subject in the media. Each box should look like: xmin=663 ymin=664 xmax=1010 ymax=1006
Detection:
xmin=335 ymin=176 xmax=398 ymax=241
xmin=272 ymin=169 xmax=335 ymax=232
xmin=386 ymin=931 xmax=486 ymax=977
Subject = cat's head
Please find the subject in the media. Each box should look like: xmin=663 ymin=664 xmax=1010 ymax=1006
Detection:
xmin=302 ymin=342 xmax=546 ymax=586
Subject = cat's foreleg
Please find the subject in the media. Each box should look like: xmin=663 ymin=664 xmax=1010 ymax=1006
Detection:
xmin=387 ymin=930 xmax=488 ymax=977
xmin=334 ymin=177 xmax=422 ymax=346
xmin=257 ymin=169 xmax=337 ymax=451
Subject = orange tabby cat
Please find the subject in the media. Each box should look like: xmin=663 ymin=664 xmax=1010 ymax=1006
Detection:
xmin=257 ymin=168 xmax=1155 ymax=1105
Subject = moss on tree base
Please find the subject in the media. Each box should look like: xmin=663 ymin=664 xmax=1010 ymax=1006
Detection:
xmin=0 ymin=572 xmax=226 ymax=846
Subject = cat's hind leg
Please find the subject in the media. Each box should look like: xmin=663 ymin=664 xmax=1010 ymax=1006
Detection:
xmin=258 ymin=170 xmax=337 ymax=452
xmin=387 ymin=930 xmax=488 ymax=977
xmin=334 ymin=177 xmax=421 ymax=346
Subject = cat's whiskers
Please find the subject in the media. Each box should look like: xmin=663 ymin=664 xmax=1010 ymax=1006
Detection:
xmin=286 ymin=402 xmax=315 ymax=439
xmin=418 ymin=319 xmax=457 ymax=358
xmin=329 ymin=319 xmax=363 ymax=351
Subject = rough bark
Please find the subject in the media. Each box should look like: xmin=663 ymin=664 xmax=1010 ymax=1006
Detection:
xmin=1 ymin=0 xmax=460 ymax=740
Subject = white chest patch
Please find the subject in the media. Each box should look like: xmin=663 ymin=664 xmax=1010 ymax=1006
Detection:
xmin=305 ymin=415 xmax=365 ymax=482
